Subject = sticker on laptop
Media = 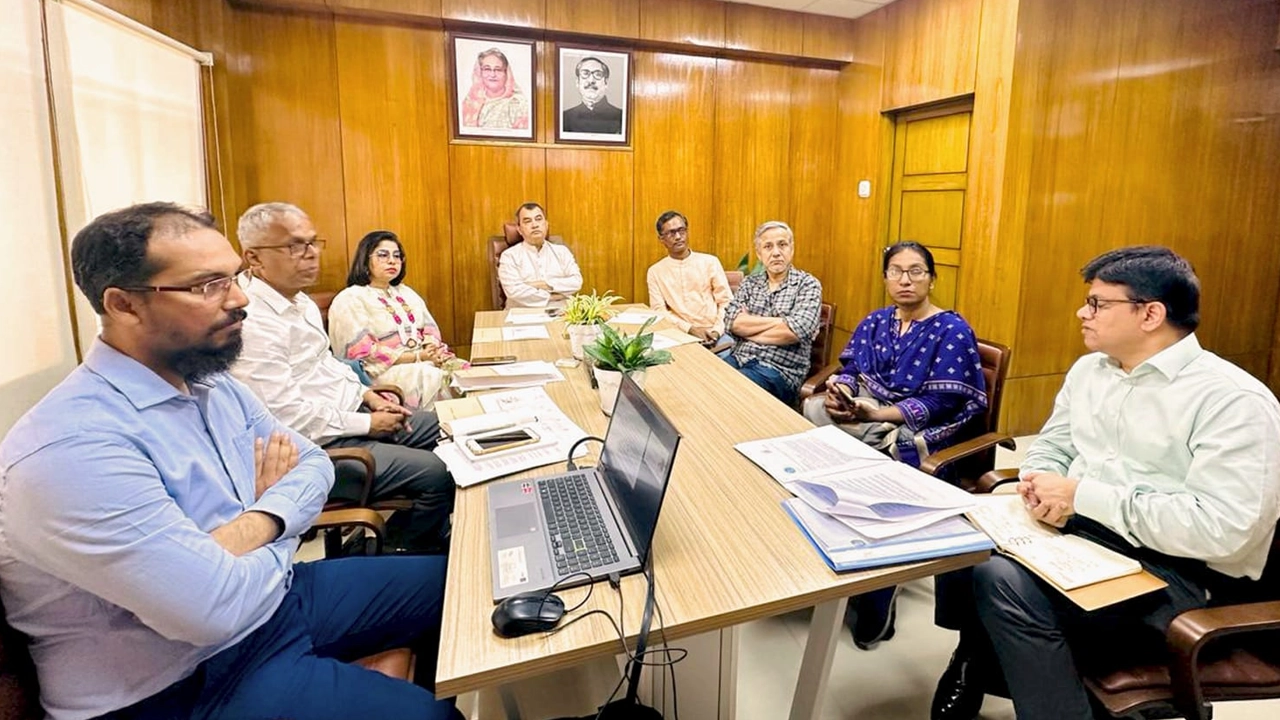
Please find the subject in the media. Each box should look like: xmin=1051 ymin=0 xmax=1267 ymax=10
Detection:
xmin=497 ymin=546 xmax=529 ymax=588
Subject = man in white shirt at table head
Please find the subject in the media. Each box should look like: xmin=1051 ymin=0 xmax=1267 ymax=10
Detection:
xmin=646 ymin=210 xmax=731 ymax=344
xmin=498 ymin=202 xmax=583 ymax=308
xmin=930 ymin=246 xmax=1280 ymax=720
xmin=230 ymin=202 xmax=454 ymax=553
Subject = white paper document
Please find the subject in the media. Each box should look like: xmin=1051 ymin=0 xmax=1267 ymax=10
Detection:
xmin=734 ymin=425 xmax=887 ymax=482
xmin=504 ymin=309 xmax=557 ymax=325
xmin=435 ymin=387 xmax=590 ymax=487
xmin=608 ymin=309 xmax=659 ymax=325
xmin=650 ymin=329 xmax=700 ymax=350
xmin=502 ymin=325 xmax=551 ymax=341
xmin=451 ymin=361 xmax=565 ymax=392
xmin=967 ymin=495 xmax=1144 ymax=590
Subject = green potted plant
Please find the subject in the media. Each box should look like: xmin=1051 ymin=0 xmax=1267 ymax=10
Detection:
xmin=583 ymin=318 xmax=673 ymax=415
xmin=562 ymin=289 xmax=622 ymax=359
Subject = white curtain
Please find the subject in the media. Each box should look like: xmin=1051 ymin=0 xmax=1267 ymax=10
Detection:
xmin=45 ymin=0 xmax=210 ymax=356
xmin=0 ymin=0 xmax=77 ymax=434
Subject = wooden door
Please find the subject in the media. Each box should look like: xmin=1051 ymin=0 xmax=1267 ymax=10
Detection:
xmin=886 ymin=101 xmax=973 ymax=310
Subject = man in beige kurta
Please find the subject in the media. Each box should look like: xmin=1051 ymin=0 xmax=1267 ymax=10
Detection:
xmin=645 ymin=211 xmax=732 ymax=343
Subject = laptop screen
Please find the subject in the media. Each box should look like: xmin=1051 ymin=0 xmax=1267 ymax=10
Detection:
xmin=598 ymin=374 xmax=682 ymax=566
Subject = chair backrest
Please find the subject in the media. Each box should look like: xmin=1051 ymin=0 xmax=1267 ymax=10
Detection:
xmin=725 ymin=270 xmax=744 ymax=296
xmin=809 ymin=302 xmax=836 ymax=379
xmin=309 ymin=290 xmax=337 ymax=330
xmin=975 ymin=339 xmax=1011 ymax=434
xmin=0 ymin=602 xmax=42 ymax=720
xmin=487 ymin=223 xmax=566 ymax=310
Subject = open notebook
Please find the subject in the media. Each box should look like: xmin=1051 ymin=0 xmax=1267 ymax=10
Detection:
xmin=967 ymin=495 xmax=1166 ymax=610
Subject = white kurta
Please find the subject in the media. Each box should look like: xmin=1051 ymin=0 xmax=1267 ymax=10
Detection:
xmin=498 ymin=241 xmax=583 ymax=308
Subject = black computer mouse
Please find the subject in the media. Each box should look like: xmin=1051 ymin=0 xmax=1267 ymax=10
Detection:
xmin=491 ymin=591 xmax=566 ymax=638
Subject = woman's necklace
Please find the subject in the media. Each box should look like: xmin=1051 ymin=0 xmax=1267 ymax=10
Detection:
xmin=375 ymin=287 xmax=424 ymax=348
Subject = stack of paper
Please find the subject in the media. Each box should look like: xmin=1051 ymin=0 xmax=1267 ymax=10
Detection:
xmin=505 ymin=308 xmax=558 ymax=325
xmin=434 ymin=387 xmax=590 ymax=487
xmin=451 ymin=361 xmax=565 ymax=392
xmin=736 ymin=426 xmax=990 ymax=571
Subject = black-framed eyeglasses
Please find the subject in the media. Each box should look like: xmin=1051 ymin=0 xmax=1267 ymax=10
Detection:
xmin=660 ymin=227 xmax=688 ymax=240
xmin=576 ymin=69 xmax=607 ymax=81
xmin=117 ymin=275 xmax=239 ymax=301
xmin=255 ymin=238 xmax=326 ymax=258
xmin=1084 ymin=295 xmax=1150 ymax=317
xmin=885 ymin=267 xmax=929 ymax=281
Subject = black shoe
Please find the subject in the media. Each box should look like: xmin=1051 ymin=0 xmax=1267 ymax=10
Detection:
xmin=847 ymin=586 xmax=899 ymax=650
xmin=931 ymin=645 xmax=985 ymax=720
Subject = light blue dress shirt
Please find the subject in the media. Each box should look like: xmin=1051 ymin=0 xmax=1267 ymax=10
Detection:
xmin=0 ymin=340 xmax=334 ymax=720
xmin=1023 ymin=334 xmax=1280 ymax=580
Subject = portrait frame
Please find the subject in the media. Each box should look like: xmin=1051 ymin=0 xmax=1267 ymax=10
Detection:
xmin=555 ymin=46 xmax=631 ymax=146
xmin=449 ymin=33 xmax=536 ymax=142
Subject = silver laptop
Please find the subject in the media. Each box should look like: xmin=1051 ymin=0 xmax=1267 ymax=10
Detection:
xmin=487 ymin=374 xmax=682 ymax=602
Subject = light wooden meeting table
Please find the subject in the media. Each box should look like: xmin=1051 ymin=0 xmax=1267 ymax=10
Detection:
xmin=436 ymin=311 xmax=988 ymax=719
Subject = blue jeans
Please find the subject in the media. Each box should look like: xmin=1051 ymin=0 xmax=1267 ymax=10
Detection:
xmin=723 ymin=354 xmax=796 ymax=405
xmin=100 ymin=556 xmax=462 ymax=720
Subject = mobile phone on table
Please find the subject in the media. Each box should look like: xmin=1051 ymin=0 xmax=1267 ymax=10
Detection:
xmin=464 ymin=428 xmax=540 ymax=456
xmin=470 ymin=355 xmax=517 ymax=366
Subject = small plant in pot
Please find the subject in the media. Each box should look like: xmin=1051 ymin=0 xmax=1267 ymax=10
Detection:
xmin=562 ymin=290 xmax=622 ymax=359
xmin=583 ymin=318 xmax=673 ymax=415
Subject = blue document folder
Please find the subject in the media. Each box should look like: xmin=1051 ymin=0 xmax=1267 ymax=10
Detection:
xmin=783 ymin=498 xmax=994 ymax=573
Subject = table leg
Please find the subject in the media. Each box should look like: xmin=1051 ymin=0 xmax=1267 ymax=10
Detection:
xmin=499 ymin=684 xmax=522 ymax=719
xmin=788 ymin=597 xmax=847 ymax=720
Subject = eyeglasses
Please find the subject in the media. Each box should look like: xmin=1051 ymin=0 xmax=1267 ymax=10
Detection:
xmin=660 ymin=227 xmax=688 ymax=240
xmin=117 ymin=275 xmax=238 ymax=301
xmin=480 ymin=64 xmax=506 ymax=75
xmin=885 ymin=267 xmax=930 ymax=281
xmin=1083 ymin=295 xmax=1150 ymax=317
xmin=576 ymin=69 xmax=607 ymax=81
xmin=255 ymin=238 xmax=326 ymax=258
xmin=373 ymin=249 xmax=404 ymax=261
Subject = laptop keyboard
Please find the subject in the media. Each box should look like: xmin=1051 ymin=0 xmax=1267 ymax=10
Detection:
xmin=538 ymin=474 xmax=620 ymax=576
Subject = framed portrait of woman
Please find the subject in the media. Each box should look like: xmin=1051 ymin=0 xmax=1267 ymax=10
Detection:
xmin=449 ymin=34 xmax=535 ymax=141
xmin=556 ymin=46 xmax=631 ymax=145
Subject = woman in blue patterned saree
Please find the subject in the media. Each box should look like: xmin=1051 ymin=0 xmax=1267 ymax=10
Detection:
xmin=801 ymin=241 xmax=987 ymax=650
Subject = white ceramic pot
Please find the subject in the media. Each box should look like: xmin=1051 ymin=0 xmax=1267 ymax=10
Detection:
xmin=567 ymin=323 xmax=603 ymax=360
xmin=595 ymin=368 xmax=647 ymax=415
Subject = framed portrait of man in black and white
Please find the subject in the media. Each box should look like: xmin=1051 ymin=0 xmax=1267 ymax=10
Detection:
xmin=555 ymin=46 xmax=630 ymax=145
xmin=449 ymin=34 xmax=535 ymax=141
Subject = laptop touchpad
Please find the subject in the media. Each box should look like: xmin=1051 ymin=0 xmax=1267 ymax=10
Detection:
xmin=495 ymin=503 xmax=539 ymax=539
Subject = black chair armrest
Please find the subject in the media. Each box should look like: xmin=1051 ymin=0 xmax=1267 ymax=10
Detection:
xmin=1166 ymin=600 xmax=1280 ymax=719
xmin=918 ymin=433 xmax=1017 ymax=478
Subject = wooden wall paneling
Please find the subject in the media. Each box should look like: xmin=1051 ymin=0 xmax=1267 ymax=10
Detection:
xmin=830 ymin=8 xmax=892 ymax=333
xmin=440 ymin=0 xmax=542 ymax=28
xmin=228 ymin=8 xmax=350 ymax=290
xmin=631 ymin=51 xmax=718 ymax=302
xmin=710 ymin=59 xmax=793 ymax=272
xmin=234 ymin=0 xmax=330 ymax=12
xmin=801 ymin=13 xmax=856 ymax=62
xmin=333 ymin=21 xmax=457 ymax=342
xmin=447 ymin=145 xmax=546 ymax=341
xmin=1000 ymin=373 xmax=1063 ymax=435
xmin=638 ymin=0 xmax=725 ymax=48
xmin=724 ymin=3 xmax=804 ymax=56
xmin=880 ymin=0 xmax=982 ymax=110
xmin=327 ymin=0 xmax=442 ymax=20
xmin=94 ymin=0 xmax=155 ymax=26
xmin=545 ymin=149 xmax=636 ymax=302
xmin=1223 ymin=351 xmax=1271 ymax=383
xmin=786 ymin=67 xmax=840 ymax=292
xmin=546 ymin=0 xmax=639 ymax=38
xmin=1010 ymin=0 xmax=1123 ymax=378
xmin=955 ymin=0 xmax=1025 ymax=351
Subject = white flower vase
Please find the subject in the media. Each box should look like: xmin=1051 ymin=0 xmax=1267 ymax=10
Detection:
xmin=568 ymin=323 xmax=603 ymax=360
xmin=595 ymin=368 xmax=646 ymax=416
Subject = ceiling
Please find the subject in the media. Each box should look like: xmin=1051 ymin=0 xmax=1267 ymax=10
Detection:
xmin=722 ymin=0 xmax=897 ymax=21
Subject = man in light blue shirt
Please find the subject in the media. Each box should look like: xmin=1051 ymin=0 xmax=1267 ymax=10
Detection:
xmin=930 ymin=246 xmax=1280 ymax=720
xmin=0 ymin=203 xmax=459 ymax=720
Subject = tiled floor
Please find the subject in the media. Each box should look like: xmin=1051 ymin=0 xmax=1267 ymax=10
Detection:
xmin=310 ymin=437 xmax=1280 ymax=718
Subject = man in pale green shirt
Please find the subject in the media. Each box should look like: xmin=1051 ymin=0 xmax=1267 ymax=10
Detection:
xmin=931 ymin=246 xmax=1280 ymax=720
